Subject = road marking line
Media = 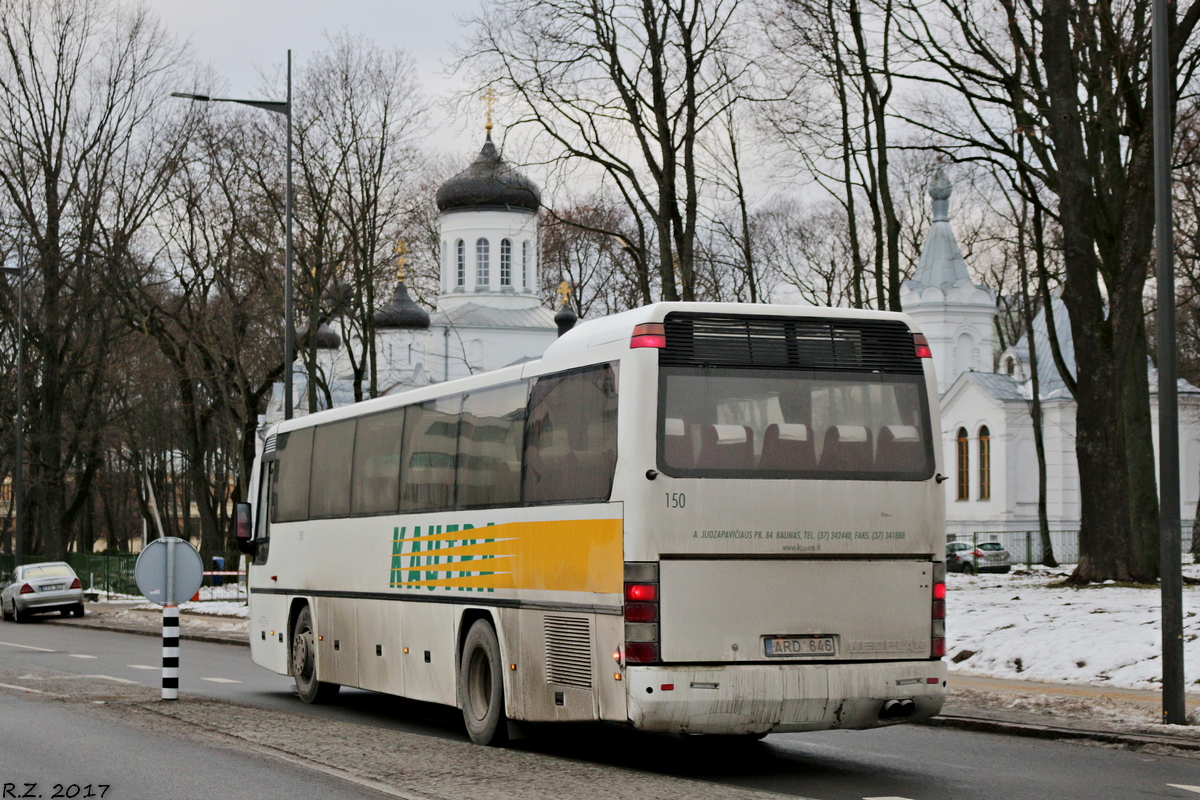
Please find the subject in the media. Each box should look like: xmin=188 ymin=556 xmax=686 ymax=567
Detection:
xmin=1169 ymin=787 xmax=1200 ymax=795
xmin=864 ymin=797 xmax=918 ymax=800
xmin=127 ymin=664 xmax=158 ymax=670
xmin=0 ymin=682 xmax=68 ymax=697
xmin=82 ymin=675 xmax=138 ymax=685
xmin=68 ymin=654 xmax=97 ymax=659
xmin=0 ymin=640 xmax=54 ymax=652
xmin=200 ymin=678 xmax=241 ymax=684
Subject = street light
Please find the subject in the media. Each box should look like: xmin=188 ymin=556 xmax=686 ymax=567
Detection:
xmin=1 ymin=243 xmax=25 ymax=567
xmin=172 ymin=49 xmax=295 ymax=420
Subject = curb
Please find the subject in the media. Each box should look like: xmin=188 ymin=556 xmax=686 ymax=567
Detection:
xmin=923 ymin=712 xmax=1200 ymax=754
xmin=49 ymin=617 xmax=249 ymax=648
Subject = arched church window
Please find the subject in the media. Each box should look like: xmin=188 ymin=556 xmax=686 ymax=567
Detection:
xmin=476 ymin=238 xmax=490 ymax=286
xmin=978 ymin=426 xmax=991 ymax=501
xmin=500 ymin=239 xmax=512 ymax=286
xmin=522 ymin=241 xmax=530 ymax=288
xmin=1005 ymin=357 xmax=1015 ymax=375
xmin=455 ymin=240 xmax=465 ymax=287
xmin=956 ymin=427 xmax=969 ymax=501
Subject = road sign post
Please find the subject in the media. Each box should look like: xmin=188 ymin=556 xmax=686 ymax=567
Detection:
xmin=135 ymin=538 xmax=204 ymax=700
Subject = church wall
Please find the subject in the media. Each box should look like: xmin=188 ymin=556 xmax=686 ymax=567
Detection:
xmin=430 ymin=323 xmax=557 ymax=383
xmin=1150 ymin=395 xmax=1200 ymax=525
xmin=439 ymin=209 xmax=539 ymax=299
xmin=940 ymin=382 xmax=1008 ymax=538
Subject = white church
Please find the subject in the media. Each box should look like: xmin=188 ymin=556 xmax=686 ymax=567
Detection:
xmin=901 ymin=169 xmax=1200 ymax=540
xmin=270 ymin=126 xmax=575 ymax=418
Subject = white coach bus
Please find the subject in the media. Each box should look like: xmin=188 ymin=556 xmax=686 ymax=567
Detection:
xmin=235 ymin=303 xmax=947 ymax=745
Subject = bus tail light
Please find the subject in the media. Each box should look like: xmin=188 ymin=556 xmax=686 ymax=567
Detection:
xmin=624 ymin=602 xmax=658 ymax=623
xmin=625 ymin=642 xmax=660 ymax=663
xmin=931 ymin=561 xmax=946 ymax=658
xmin=624 ymin=562 xmax=661 ymax=664
xmin=630 ymin=323 xmax=666 ymax=349
xmin=913 ymin=333 xmax=932 ymax=359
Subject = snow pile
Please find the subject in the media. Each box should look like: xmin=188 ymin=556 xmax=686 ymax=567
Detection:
xmin=946 ymin=566 xmax=1200 ymax=691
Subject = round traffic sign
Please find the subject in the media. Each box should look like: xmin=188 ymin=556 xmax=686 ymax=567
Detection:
xmin=135 ymin=537 xmax=204 ymax=605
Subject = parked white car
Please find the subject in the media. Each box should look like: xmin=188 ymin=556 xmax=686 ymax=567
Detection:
xmin=1 ymin=562 xmax=85 ymax=622
xmin=946 ymin=541 xmax=1012 ymax=574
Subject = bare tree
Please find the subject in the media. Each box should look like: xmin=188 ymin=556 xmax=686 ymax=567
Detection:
xmin=459 ymin=0 xmax=755 ymax=302
xmin=0 ymin=0 xmax=187 ymax=559
xmin=893 ymin=0 xmax=1200 ymax=582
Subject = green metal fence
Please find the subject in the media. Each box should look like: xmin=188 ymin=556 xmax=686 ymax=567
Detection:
xmin=0 ymin=551 xmax=246 ymax=599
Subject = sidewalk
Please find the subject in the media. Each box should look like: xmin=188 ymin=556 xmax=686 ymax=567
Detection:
xmin=44 ymin=600 xmax=1200 ymax=756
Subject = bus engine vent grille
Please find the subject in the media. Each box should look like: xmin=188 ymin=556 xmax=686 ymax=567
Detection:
xmin=661 ymin=313 xmax=923 ymax=374
xmin=544 ymin=615 xmax=593 ymax=689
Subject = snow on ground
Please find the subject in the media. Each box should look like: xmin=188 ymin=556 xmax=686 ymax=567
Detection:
xmin=946 ymin=564 xmax=1200 ymax=692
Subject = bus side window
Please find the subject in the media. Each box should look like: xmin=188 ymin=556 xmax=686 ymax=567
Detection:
xmin=273 ymin=428 xmax=314 ymax=523
xmin=351 ymin=408 xmax=405 ymax=516
xmin=254 ymin=461 xmax=274 ymax=565
xmin=401 ymin=394 xmax=462 ymax=512
xmin=458 ymin=382 xmax=528 ymax=509
xmin=309 ymin=419 xmax=356 ymax=518
xmin=524 ymin=363 xmax=618 ymax=504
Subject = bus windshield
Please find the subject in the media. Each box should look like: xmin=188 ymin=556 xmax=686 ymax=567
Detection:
xmin=658 ymin=367 xmax=934 ymax=479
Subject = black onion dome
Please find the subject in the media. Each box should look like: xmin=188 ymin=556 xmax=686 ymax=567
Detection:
xmin=315 ymin=322 xmax=341 ymax=350
xmin=554 ymin=303 xmax=578 ymax=337
xmin=323 ymin=278 xmax=353 ymax=317
xmin=375 ymin=281 xmax=431 ymax=330
xmin=436 ymin=133 xmax=541 ymax=213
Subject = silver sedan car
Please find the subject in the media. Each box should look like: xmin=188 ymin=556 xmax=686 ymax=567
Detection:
xmin=1 ymin=562 xmax=85 ymax=622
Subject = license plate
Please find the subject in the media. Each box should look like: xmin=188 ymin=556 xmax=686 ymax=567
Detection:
xmin=41 ymin=584 xmax=65 ymax=592
xmin=763 ymin=635 xmax=836 ymax=657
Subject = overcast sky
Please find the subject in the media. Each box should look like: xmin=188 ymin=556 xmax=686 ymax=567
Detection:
xmin=146 ymin=0 xmax=485 ymax=157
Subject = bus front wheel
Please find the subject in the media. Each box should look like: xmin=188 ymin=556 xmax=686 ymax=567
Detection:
xmin=459 ymin=619 xmax=508 ymax=746
xmin=292 ymin=605 xmax=339 ymax=704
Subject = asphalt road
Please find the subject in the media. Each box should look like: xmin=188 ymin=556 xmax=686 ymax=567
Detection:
xmin=0 ymin=618 xmax=1197 ymax=800
xmin=0 ymin=684 xmax=397 ymax=800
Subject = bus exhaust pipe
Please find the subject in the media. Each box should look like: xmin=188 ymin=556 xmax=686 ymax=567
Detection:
xmin=879 ymin=699 xmax=915 ymax=720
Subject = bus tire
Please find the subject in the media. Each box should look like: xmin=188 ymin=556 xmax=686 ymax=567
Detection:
xmin=459 ymin=619 xmax=508 ymax=746
xmin=292 ymin=605 xmax=339 ymax=704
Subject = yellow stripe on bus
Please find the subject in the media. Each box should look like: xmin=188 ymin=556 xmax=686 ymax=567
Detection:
xmin=389 ymin=518 xmax=622 ymax=593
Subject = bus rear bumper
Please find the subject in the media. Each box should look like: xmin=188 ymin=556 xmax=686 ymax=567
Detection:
xmin=625 ymin=660 xmax=947 ymax=735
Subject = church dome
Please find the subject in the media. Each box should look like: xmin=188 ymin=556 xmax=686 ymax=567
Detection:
xmin=314 ymin=321 xmax=341 ymax=350
xmin=375 ymin=280 xmax=431 ymax=330
xmin=436 ymin=133 xmax=541 ymax=213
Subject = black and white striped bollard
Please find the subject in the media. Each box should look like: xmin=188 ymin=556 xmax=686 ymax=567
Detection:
xmin=162 ymin=604 xmax=180 ymax=700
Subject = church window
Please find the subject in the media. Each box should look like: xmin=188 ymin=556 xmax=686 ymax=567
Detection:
xmin=522 ymin=240 xmax=530 ymax=288
xmin=1005 ymin=357 xmax=1015 ymax=375
xmin=956 ymin=427 xmax=969 ymax=500
xmin=476 ymin=238 xmax=490 ymax=285
xmin=500 ymin=238 xmax=512 ymax=286
xmin=455 ymin=240 xmax=465 ymax=287
xmin=978 ymin=426 xmax=991 ymax=501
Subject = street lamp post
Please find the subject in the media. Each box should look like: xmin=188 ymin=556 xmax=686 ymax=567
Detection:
xmin=1 ymin=244 xmax=24 ymax=567
xmin=172 ymin=49 xmax=295 ymax=420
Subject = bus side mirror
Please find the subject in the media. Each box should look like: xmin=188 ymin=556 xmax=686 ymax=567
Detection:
xmin=234 ymin=502 xmax=256 ymax=555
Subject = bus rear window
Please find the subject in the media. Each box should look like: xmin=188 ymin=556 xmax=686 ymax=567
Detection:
xmin=659 ymin=367 xmax=933 ymax=480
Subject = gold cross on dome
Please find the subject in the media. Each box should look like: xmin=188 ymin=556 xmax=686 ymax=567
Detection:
xmin=483 ymin=85 xmax=496 ymax=132
xmin=394 ymin=240 xmax=408 ymax=281
xmin=557 ymin=281 xmax=571 ymax=307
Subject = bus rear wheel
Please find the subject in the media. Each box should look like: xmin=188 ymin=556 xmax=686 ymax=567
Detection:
xmin=292 ymin=605 xmax=339 ymax=704
xmin=459 ymin=619 xmax=508 ymax=746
